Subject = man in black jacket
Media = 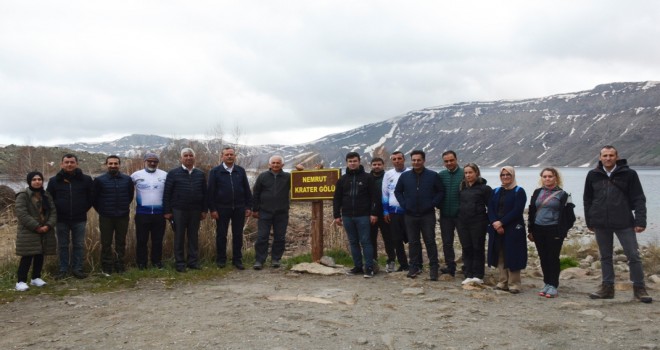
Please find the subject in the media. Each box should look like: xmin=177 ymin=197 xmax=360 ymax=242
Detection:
xmin=251 ymin=155 xmax=290 ymax=270
xmin=584 ymin=145 xmax=651 ymax=303
xmin=163 ymin=148 xmax=207 ymax=272
xmin=333 ymin=152 xmax=378 ymax=278
xmin=207 ymin=147 xmax=253 ymax=270
xmin=369 ymin=157 xmax=396 ymax=273
xmin=93 ymin=155 xmax=134 ymax=275
xmin=47 ymin=153 xmax=93 ymax=279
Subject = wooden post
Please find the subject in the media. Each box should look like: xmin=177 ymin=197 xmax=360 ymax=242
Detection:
xmin=311 ymin=200 xmax=324 ymax=262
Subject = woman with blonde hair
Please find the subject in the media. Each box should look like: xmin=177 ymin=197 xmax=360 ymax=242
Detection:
xmin=527 ymin=167 xmax=576 ymax=298
xmin=487 ymin=166 xmax=527 ymax=293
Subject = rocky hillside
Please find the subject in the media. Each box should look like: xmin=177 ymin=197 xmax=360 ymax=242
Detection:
xmin=4 ymin=81 xmax=659 ymax=170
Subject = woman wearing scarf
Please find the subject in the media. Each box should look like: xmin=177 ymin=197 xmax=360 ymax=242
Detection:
xmin=487 ymin=166 xmax=527 ymax=293
xmin=527 ymin=167 xmax=575 ymax=298
xmin=15 ymin=171 xmax=57 ymax=291
xmin=457 ymin=163 xmax=492 ymax=285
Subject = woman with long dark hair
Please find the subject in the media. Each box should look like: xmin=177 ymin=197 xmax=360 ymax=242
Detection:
xmin=15 ymin=171 xmax=57 ymax=291
xmin=457 ymin=163 xmax=491 ymax=285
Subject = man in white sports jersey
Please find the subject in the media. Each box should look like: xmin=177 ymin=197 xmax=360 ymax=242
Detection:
xmin=131 ymin=152 xmax=168 ymax=269
xmin=382 ymin=151 xmax=410 ymax=272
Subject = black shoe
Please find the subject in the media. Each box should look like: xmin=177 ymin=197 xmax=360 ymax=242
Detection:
xmin=346 ymin=267 xmax=364 ymax=276
xmin=440 ymin=267 xmax=455 ymax=277
xmin=271 ymin=260 xmax=281 ymax=268
xmin=188 ymin=265 xmax=201 ymax=270
xmin=396 ymin=265 xmax=409 ymax=272
xmin=114 ymin=264 xmax=126 ymax=274
xmin=72 ymin=270 xmax=88 ymax=279
xmin=217 ymin=262 xmax=227 ymax=268
xmin=153 ymin=262 xmax=164 ymax=270
xmin=54 ymin=271 xmax=69 ymax=280
xmin=253 ymin=261 xmax=263 ymax=270
xmin=137 ymin=264 xmax=147 ymax=270
xmin=233 ymin=262 xmax=245 ymax=270
xmin=430 ymin=267 xmax=439 ymax=281
xmin=363 ymin=267 xmax=375 ymax=278
xmin=407 ymin=267 xmax=421 ymax=279
xmin=176 ymin=266 xmax=187 ymax=273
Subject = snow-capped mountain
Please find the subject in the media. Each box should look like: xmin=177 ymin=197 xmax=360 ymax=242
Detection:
xmin=59 ymin=81 xmax=660 ymax=168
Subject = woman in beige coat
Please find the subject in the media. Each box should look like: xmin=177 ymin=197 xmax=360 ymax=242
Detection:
xmin=15 ymin=171 xmax=57 ymax=291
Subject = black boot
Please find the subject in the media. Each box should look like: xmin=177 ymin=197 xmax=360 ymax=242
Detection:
xmin=633 ymin=285 xmax=653 ymax=304
xmin=589 ymin=283 xmax=615 ymax=299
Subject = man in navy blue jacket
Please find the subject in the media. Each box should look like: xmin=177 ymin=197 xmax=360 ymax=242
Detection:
xmin=394 ymin=150 xmax=444 ymax=280
xmin=163 ymin=148 xmax=207 ymax=272
xmin=207 ymin=147 xmax=253 ymax=270
xmin=93 ymin=155 xmax=134 ymax=275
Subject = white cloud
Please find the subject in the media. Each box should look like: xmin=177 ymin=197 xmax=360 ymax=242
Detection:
xmin=1 ymin=0 xmax=660 ymax=146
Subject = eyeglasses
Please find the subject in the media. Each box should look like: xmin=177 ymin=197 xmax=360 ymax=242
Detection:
xmin=500 ymin=173 xmax=512 ymax=177
xmin=146 ymin=160 xmax=159 ymax=164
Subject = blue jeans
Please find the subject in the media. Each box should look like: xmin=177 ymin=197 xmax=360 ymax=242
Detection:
xmin=56 ymin=221 xmax=87 ymax=272
xmin=254 ymin=211 xmax=289 ymax=264
xmin=342 ymin=216 xmax=374 ymax=269
xmin=405 ymin=212 xmax=439 ymax=269
xmin=595 ymin=227 xmax=645 ymax=287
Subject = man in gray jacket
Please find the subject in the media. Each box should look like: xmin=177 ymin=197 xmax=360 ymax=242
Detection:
xmin=252 ymin=155 xmax=291 ymax=269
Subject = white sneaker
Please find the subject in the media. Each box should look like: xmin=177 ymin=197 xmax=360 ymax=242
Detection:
xmin=472 ymin=278 xmax=484 ymax=285
xmin=462 ymin=277 xmax=475 ymax=285
xmin=386 ymin=261 xmax=396 ymax=273
xmin=30 ymin=278 xmax=47 ymax=287
xmin=15 ymin=282 xmax=29 ymax=292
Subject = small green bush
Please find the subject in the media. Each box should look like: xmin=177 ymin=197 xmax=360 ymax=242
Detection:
xmin=559 ymin=256 xmax=579 ymax=271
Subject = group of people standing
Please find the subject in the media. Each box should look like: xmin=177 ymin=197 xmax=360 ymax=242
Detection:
xmin=333 ymin=146 xmax=652 ymax=303
xmin=13 ymin=144 xmax=653 ymax=303
xmin=15 ymin=147 xmax=291 ymax=291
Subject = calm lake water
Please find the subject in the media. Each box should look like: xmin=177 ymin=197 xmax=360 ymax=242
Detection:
xmin=478 ymin=167 xmax=660 ymax=244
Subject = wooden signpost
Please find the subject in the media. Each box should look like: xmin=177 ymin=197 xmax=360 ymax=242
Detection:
xmin=290 ymin=168 xmax=341 ymax=262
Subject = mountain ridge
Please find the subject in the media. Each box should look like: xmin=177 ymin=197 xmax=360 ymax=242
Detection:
xmin=54 ymin=81 xmax=660 ymax=168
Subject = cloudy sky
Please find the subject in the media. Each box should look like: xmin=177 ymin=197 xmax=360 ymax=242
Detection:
xmin=1 ymin=1 xmax=659 ymax=147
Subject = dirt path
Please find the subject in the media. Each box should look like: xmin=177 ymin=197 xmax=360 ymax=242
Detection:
xmin=1 ymin=267 xmax=658 ymax=350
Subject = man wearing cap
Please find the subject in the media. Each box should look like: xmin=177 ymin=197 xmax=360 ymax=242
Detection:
xmin=131 ymin=152 xmax=168 ymax=269
xmin=93 ymin=155 xmax=134 ymax=275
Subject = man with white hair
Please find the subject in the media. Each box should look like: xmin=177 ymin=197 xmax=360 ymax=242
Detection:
xmin=163 ymin=148 xmax=207 ymax=273
xmin=251 ymin=155 xmax=291 ymax=269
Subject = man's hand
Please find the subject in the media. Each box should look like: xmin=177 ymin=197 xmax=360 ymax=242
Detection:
xmin=245 ymin=209 xmax=252 ymax=218
xmin=384 ymin=214 xmax=391 ymax=224
xmin=252 ymin=211 xmax=260 ymax=219
xmin=210 ymin=211 xmax=219 ymax=220
xmin=164 ymin=213 xmax=172 ymax=220
xmin=334 ymin=217 xmax=342 ymax=225
xmin=635 ymin=226 xmax=646 ymax=233
xmin=370 ymin=215 xmax=377 ymax=225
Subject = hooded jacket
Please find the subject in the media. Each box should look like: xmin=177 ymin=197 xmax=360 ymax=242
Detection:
xmin=333 ymin=165 xmax=377 ymax=218
xmin=15 ymin=188 xmax=57 ymax=256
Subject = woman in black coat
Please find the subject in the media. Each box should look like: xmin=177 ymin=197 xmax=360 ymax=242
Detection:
xmin=457 ymin=163 xmax=491 ymax=285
